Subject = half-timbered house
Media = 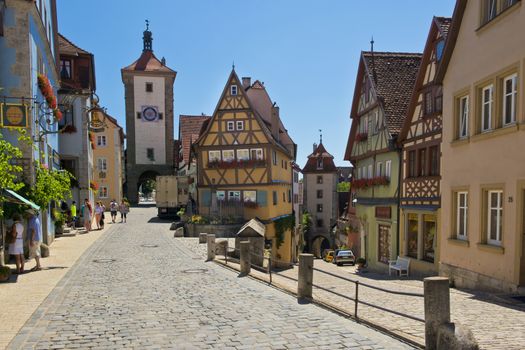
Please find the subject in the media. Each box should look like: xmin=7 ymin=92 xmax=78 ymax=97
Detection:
xmin=344 ymin=51 xmax=421 ymax=271
xmin=397 ymin=17 xmax=451 ymax=276
xmin=194 ymin=70 xmax=297 ymax=263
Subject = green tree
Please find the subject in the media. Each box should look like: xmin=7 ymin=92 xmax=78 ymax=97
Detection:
xmin=29 ymin=165 xmax=74 ymax=209
xmin=336 ymin=181 xmax=351 ymax=193
xmin=0 ymin=133 xmax=24 ymax=216
xmin=142 ymin=179 xmax=156 ymax=196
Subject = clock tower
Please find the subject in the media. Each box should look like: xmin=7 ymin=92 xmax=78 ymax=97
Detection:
xmin=121 ymin=22 xmax=177 ymax=203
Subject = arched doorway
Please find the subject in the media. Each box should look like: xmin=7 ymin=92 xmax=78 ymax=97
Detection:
xmin=311 ymin=235 xmax=331 ymax=259
xmin=137 ymin=171 xmax=159 ymax=204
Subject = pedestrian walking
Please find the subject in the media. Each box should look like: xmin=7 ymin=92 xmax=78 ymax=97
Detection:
xmin=81 ymin=198 xmax=92 ymax=232
xmin=94 ymin=202 xmax=104 ymax=230
xmin=70 ymin=200 xmax=77 ymax=227
xmin=8 ymin=213 xmax=25 ymax=274
xmin=119 ymin=200 xmax=129 ymax=223
xmin=109 ymin=199 xmax=118 ymax=223
xmin=25 ymin=209 xmax=42 ymax=272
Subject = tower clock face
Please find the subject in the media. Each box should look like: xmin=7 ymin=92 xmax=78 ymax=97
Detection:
xmin=142 ymin=106 xmax=158 ymax=121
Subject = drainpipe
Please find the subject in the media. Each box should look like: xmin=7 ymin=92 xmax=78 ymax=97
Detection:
xmin=396 ymin=138 xmax=402 ymax=258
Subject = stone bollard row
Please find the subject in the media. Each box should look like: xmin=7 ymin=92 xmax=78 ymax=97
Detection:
xmin=206 ymin=234 xmax=215 ymax=261
xmin=239 ymin=241 xmax=251 ymax=275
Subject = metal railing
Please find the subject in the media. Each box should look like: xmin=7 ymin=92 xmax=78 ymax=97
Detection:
xmin=217 ymin=245 xmax=424 ymax=323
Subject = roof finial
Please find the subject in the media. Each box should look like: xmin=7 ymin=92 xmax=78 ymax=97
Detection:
xmin=319 ymin=129 xmax=322 ymax=144
xmin=370 ymin=36 xmax=377 ymax=82
xmin=143 ymin=19 xmax=153 ymax=52
xmin=232 ymin=60 xmax=235 ymax=70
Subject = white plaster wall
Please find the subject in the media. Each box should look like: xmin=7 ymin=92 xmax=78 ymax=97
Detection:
xmin=133 ymin=75 xmax=166 ymax=165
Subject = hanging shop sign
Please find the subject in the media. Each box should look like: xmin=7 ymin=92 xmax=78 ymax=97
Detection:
xmin=1 ymin=103 xmax=29 ymax=128
xmin=88 ymin=106 xmax=106 ymax=132
xmin=375 ymin=206 xmax=391 ymax=219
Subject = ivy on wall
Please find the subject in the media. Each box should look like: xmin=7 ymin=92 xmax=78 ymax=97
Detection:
xmin=274 ymin=215 xmax=295 ymax=249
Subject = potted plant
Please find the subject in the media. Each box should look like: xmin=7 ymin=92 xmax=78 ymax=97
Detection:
xmin=356 ymin=257 xmax=367 ymax=271
xmin=0 ymin=266 xmax=12 ymax=282
xmin=54 ymin=211 xmax=65 ymax=235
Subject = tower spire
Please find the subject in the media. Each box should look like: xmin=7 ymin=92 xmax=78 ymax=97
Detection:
xmin=143 ymin=19 xmax=153 ymax=52
xmin=370 ymin=36 xmax=377 ymax=82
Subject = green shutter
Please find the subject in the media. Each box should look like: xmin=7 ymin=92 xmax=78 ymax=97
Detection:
xmin=257 ymin=190 xmax=267 ymax=207
xmin=201 ymin=189 xmax=211 ymax=206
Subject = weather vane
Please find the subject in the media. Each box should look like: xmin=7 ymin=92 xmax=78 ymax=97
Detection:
xmin=319 ymin=129 xmax=322 ymax=144
xmin=145 ymin=19 xmax=149 ymax=30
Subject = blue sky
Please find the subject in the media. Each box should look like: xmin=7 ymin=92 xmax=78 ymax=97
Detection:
xmin=57 ymin=0 xmax=455 ymax=167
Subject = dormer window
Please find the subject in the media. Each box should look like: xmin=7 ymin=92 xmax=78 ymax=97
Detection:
xmin=60 ymin=59 xmax=71 ymax=79
xmin=317 ymin=158 xmax=323 ymax=170
xmin=230 ymin=85 xmax=237 ymax=96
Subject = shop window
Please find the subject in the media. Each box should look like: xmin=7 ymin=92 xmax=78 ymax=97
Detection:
xmin=406 ymin=213 xmax=418 ymax=258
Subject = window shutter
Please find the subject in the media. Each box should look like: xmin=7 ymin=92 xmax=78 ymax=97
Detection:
xmin=256 ymin=190 xmax=267 ymax=207
xmin=201 ymin=189 xmax=211 ymax=206
xmin=137 ymin=112 xmax=141 ymax=119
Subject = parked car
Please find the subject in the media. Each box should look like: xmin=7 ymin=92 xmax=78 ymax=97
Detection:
xmin=324 ymin=250 xmax=335 ymax=263
xmin=333 ymin=250 xmax=356 ymax=266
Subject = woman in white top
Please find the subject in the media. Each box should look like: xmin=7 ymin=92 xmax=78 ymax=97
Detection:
xmin=94 ymin=202 xmax=104 ymax=230
xmin=9 ymin=213 xmax=25 ymax=274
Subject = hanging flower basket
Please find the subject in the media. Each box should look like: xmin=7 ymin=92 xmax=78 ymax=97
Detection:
xmin=37 ymin=73 xmax=60 ymax=119
xmin=90 ymin=180 xmax=99 ymax=191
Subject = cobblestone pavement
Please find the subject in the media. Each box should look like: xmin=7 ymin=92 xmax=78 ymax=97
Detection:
xmin=9 ymin=207 xmax=414 ymax=350
xmin=182 ymin=238 xmax=525 ymax=350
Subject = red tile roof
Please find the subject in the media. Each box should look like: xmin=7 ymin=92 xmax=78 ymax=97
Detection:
xmin=122 ymin=51 xmax=176 ymax=74
xmin=58 ymin=33 xmax=91 ymax=55
xmin=302 ymin=143 xmax=337 ymax=173
xmin=362 ymin=51 xmax=422 ymax=135
xmin=179 ymin=115 xmax=211 ymax=164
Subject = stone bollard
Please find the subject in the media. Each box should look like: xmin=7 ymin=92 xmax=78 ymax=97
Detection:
xmin=239 ymin=241 xmax=251 ymax=276
xmin=424 ymin=277 xmax=451 ymax=350
xmin=206 ymin=234 xmax=216 ymax=261
xmin=199 ymin=233 xmax=208 ymax=244
xmin=297 ymin=253 xmax=314 ymax=301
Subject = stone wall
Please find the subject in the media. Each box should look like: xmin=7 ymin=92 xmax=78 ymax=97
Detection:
xmin=439 ymin=262 xmax=517 ymax=293
xmin=187 ymin=223 xmax=242 ymax=238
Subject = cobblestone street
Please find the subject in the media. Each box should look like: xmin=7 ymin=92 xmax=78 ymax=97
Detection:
xmin=7 ymin=207 xmax=413 ymax=349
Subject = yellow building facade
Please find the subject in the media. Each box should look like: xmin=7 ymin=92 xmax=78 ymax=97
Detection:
xmin=195 ymin=70 xmax=297 ymax=263
xmin=93 ymin=113 xmax=125 ymax=208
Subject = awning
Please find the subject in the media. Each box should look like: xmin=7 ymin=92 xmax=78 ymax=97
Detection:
xmin=3 ymin=189 xmax=40 ymax=210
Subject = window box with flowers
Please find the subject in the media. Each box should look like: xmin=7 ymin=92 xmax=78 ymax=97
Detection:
xmin=352 ymin=176 xmax=390 ymax=189
xmin=355 ymin=132 xmax=368 ymax=142
xmin=60 ymin=125 xmax=77 ymax=134
xmin=208 ymin=159 xmax=266 ymax=169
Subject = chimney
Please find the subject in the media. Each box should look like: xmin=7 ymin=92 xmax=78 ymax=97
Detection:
xmin=242 ymin=77 xmax=251 ymax=89
xmin=161 ymin=57 xmax=166 ymax=65
xmin=313 ymin=143 xmax=318 ymax=153
xmin=271 ymin=104 xmax=280 ymax=141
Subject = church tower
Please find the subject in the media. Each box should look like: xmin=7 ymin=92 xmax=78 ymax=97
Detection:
xmin=121 ymin=22 xmax=177 ymax=203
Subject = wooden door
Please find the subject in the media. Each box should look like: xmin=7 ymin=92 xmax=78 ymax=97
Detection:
xmin=378 ymin=224 xmax=391 ymax=264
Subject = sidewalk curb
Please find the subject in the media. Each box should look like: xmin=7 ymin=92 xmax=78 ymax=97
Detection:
xmin=213 ymin=258 xmax=424 ymax=349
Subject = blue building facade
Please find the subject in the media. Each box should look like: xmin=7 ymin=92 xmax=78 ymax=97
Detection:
xmin=0 ymin=0 xmax=60 ymax=242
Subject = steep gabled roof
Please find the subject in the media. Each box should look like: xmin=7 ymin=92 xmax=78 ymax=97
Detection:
xmin=104 ymin=113 xmax=125 ymax=145
xmin=178 ymin=115 xmax=211 ymax=163
xmin=345 ymin=51 xmax=421 ymax=161
xmin=122 ymin=50 xmax=176 ymax=74
xmin=399 ymin=16 xmax=452 ymax=143
xmin=302 ymin=143 xmax=337 ymax=173
xmin=58 ymin=33 xmax=91 ymax=56
xmin=195 ymin=69 xmax=296 ymax=160
xmin=362 ymin=51 xmax=422 ymax=135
